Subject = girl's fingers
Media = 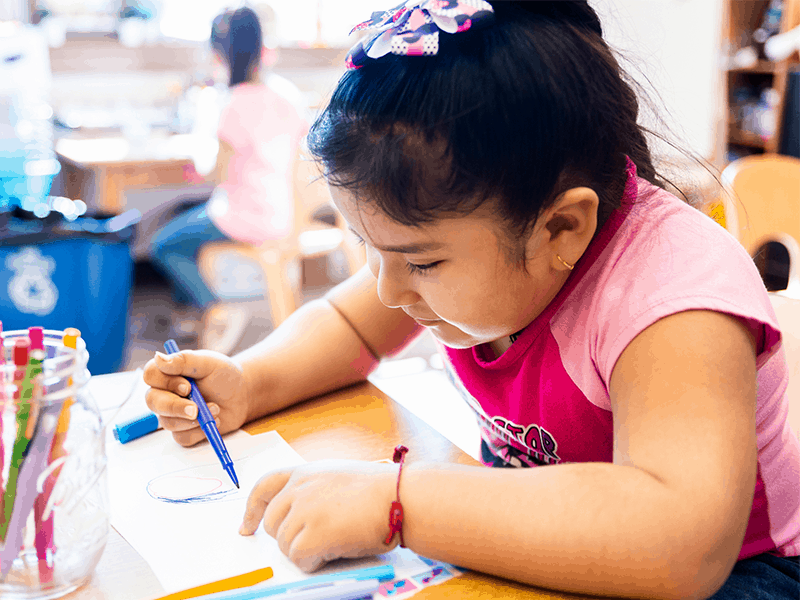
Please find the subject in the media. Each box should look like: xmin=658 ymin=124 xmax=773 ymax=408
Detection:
xmin=153 ymin=349 xmax=220 ymax=380
xmin=263 ymin=490 xmax=294 ymax=540
xmin=171 ymin=428 xmax=208 ymax=448
xmin=274 ymin=504 xmax=304 ymax=556
xmin=289 ymin=528 xmax=326 ymax=573
xmin=240 ymin=470 xmax=293 ymax=535
xmin=145 ymin=388 xmax=198 ymax=419
xmin=157 ymin=415 xmax=201 ymax=433
xmin=143 ymin=359 xmax=191 ymax=397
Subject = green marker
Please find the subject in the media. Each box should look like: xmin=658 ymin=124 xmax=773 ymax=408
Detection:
xmin=0 ymin=339 xmax=44 ymax=541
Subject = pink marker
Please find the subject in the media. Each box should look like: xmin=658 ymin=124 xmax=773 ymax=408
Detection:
xmin=27 ymin=326 xmax=54 ymax=582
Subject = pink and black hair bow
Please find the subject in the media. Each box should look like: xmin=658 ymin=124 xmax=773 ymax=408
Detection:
xmin=345 ymin=0 xmax=495 ymax=69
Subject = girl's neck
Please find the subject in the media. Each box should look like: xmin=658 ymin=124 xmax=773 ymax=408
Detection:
xmin=487 ymin=328 xmax=524 ymax=359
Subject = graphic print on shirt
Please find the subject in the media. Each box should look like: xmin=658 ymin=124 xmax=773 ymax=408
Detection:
xmin=441 ymin=362 xmax=562 ymax=468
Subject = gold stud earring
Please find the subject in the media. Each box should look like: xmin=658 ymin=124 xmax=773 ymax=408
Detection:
xmin=556 ymin=254 xmax=574 ymax=271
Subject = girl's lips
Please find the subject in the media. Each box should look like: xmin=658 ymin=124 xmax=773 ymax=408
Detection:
xmin=404 ymin=310 xmax=441 ymax=325
xmin=412 ymin=317 xmax=440 ymax=326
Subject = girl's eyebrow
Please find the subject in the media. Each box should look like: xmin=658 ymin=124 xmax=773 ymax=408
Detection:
xmin=348 ymin=227 xmax=445 ymax=253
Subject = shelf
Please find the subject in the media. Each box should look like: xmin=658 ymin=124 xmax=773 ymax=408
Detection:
xmin=718 ymin=0 xmax=800 ymax=165
xmin=729 ymin=127 xmax=769 ymax=148
xmin=727 ymin=59 xmax=781 ymax=74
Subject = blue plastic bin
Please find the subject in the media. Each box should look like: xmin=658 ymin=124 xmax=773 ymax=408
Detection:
xmin=0 ymin=209 xmax=138 ymax=375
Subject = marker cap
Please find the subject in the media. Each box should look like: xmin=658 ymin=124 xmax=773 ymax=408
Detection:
xmin=28 ymin=327 xmax=44 ymax=351
xmin=14 ymin=338 xmax=30 ymax=366
xmin=62 ymin=328 xmax=81 ymax=350
xmin=113 ymin=412 xmax=160 ymax=444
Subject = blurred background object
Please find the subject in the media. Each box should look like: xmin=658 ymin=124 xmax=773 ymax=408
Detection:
xmin=0 ymin=0 xmax=796 ymax=370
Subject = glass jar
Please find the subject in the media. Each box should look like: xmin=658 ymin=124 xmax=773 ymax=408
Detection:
xmin=0 ymin=329 xmax=108 ymax=599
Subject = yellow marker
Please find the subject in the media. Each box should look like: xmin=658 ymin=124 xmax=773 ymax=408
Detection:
xmin=55 ymin=327 xmax=81 ymax=435
xmin=151 ymin=567 xmax=274 ymax=600
xmin=62 ymin=328 xmax=80 ymax=350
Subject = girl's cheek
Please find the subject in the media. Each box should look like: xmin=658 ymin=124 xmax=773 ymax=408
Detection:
xmin=366 ymin=248 xmax=380 ymax=279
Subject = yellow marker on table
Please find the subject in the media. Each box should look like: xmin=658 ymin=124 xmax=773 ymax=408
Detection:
xmin=152 ymin=566 xmax=274 ymax=600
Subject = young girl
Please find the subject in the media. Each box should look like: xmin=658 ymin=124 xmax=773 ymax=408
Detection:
xmin=143 ymin=2 xmax=800 ymax=598
xmin=149 ymin=6 xmax=308 ymax=352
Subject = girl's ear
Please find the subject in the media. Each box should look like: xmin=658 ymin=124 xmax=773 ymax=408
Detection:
xmin=542 ymin=187 xmax=599 ymax=271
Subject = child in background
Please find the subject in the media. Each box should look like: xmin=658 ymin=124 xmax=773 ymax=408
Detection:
xmin=149 ymin=6 xmax=308 ymax=354
xmin=144 ymin=2 xmax=800 ymax=599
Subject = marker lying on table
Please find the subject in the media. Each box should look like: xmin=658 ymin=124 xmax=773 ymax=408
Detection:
xmin=189 ymin=565 xmax=395 ymax=600
xmin=113 ymin=411 xmax=160 ymax=444
xmin=163 ymin=339 xmax=239 ymax=489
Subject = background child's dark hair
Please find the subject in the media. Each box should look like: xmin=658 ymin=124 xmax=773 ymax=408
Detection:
xmin=211 ymin=7 xmax=262 ymax=87
xmin=307 ymin=1 xmax=668 ymax=250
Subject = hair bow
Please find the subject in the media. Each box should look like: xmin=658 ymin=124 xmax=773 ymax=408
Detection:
xmin=345 ymin=0 xmax=495 ymax=69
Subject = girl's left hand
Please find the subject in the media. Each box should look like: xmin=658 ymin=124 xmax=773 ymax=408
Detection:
xmin=239 ymin=460 xmax=400 ymax=571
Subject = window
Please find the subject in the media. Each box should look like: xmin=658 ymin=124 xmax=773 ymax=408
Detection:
xmin=158 ymin=0 xmax=398 ymax=46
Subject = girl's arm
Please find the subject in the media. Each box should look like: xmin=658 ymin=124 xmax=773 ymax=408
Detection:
xmin=144 ymin=266 xmax=421 ymax=444
xmin=233 ymin=265 xmax=423 ymax=423
xmin=204 ymin=139 xmax=236 ymax=187
xmin=394 ymin=309 xmax=756 ymax=600
xmin=241 ymin=309 xmax=756 ymax=600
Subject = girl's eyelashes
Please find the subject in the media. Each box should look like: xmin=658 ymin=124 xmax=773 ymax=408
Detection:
xmin=406 ymin=261 xmax=442 ymax=275
xmin=350 ymin=231 xmax=441 ymax=274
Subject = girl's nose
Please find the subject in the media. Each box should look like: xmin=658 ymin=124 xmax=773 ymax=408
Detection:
xmin=370 ymin=253 xmax=419 ymax=309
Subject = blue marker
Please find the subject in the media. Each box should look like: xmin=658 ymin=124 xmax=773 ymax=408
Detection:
xmin=113 ymin=412 xmax=160 ymax=444
xmin=163 ymin=339 xmax=239 ymax=489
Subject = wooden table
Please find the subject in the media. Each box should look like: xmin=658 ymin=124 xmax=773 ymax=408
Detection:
xmin=55 ymin=133 xmax=217 ymax=215
xmin=65 ymin=379 xmax=579 ymax=600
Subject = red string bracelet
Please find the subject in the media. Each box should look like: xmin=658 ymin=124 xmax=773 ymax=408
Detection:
xmin=384 ymin=445 xmax=409 ymax=548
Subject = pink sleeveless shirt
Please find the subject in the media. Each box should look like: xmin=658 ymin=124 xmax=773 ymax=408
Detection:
xmin=441 ymin=164 xmax=800 ymax=560
xmin=210 ymin=81 xmax=308 ymax=245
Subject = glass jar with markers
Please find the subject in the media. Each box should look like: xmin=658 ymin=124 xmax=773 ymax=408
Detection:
xmin=0 ymin=325 xmax=107 ymax=599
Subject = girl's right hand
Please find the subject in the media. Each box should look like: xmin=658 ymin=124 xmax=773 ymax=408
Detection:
xmin=143 ymin=349 xmax=250 ymax=447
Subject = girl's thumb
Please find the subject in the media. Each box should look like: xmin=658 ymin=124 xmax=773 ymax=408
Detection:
xmin=154 ymin=349 xmax=217 ymax=379
xmin=154 ymin=351 xmax=180 ymax=373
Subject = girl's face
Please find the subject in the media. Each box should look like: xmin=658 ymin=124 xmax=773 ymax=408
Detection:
xmin=330 ymin=187 xmax=572 ymax=350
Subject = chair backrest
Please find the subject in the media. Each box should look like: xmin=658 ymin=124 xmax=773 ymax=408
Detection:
xmin=291 ymin=149 xmax=366 ymax=274
xmin=752 ymin=231 xmax=800 ymax=295
xmin=720 ymin=155 xmax=800 ymax=256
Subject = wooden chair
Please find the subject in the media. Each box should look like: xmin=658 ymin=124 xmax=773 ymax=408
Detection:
xmin=720 ymin=155 xmax=800 ymax=255
xmin=197 ymin=154 xmax=366 ymax=329
xmin=718 ymin=155 xmax=800 ymax=292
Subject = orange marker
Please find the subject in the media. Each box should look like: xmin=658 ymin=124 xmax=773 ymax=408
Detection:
xmin=34 ymin=328 xmax=81 ymax=582
xmin=152 ymin=566 xmax=274 ymax=600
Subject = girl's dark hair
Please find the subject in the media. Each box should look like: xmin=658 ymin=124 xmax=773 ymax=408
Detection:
xmin=307 ymin=1 xmax=666 ymax=244
xmin=211 ymin=7 xmax=262 ymax=87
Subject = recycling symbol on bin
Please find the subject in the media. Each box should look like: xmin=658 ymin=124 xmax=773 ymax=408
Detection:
xmin=6 ymin=246 xmax=59 ymax=316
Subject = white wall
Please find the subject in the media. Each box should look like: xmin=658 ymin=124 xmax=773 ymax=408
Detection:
xmin=591 ymin=0 xmax=724 ymax=161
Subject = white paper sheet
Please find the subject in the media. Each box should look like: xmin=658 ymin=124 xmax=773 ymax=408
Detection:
xmin=95 ymin=373 xmax=434 ymax=594
xmin=369 ymin=367 xmax=482 ymax=462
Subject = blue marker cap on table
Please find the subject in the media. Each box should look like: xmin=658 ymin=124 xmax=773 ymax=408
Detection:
xmin=163 ymin=339 xmax=239 ymax=489
xmin=113 ymin=412 xmax=160 ymax=444
xmin=188 ymin=565 xmax=396 ymax=600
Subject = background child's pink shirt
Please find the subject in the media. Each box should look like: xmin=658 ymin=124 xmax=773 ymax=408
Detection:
xmin=210 ymin=81 xmax=308 ymax=245
xmin=442 ymin=167 xmax=800 ymax=560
